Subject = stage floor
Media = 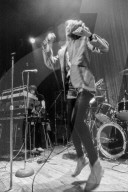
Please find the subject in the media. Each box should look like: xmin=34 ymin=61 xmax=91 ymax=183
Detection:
xmin=0 ymin=145 xmax=128 ymax=192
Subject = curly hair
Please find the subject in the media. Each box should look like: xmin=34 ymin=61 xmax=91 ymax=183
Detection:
xmin=65 ymin=19 xmax=85 ymax=36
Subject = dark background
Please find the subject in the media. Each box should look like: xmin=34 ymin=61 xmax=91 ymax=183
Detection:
xmin=0 ymin=0 xmax=128 ymax=146
xmin=0 ymin=0 xmax=128 ymax=106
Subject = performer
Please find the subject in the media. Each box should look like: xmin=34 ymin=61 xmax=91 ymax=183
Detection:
xmin=64 ymin=19 xmax=109 ymax=191
xmin=42 ymin=31 xmax=91 ymax=177
xmin=29 ymin=85 xmax=46 ymax=152
xmin=43 ymin=19 xmax=109 ymax=190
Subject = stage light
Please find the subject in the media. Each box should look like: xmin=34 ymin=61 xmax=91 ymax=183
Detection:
xmin=29 ymin=37 xmax=36 ymax=44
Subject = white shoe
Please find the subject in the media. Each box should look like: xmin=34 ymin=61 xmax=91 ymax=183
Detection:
xmin=72 ymin=156 xmax=88 ymax=177
xmin=37 ymin=147 xmax=44 ymax=152
xmin=84 ymin=159 xmax=104 ymax=191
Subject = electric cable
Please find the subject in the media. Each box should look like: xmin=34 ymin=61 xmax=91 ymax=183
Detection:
xmin=31 ymin=146 xmax=55 ymax=192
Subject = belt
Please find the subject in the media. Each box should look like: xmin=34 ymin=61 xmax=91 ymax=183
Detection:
xmin=77 ymin=88 xmax=95 ymax=95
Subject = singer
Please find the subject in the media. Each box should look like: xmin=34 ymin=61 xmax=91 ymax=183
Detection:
xmin=64 ymin=19 xmax=109 ymax=191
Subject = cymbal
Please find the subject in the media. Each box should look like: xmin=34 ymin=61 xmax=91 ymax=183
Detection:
xmin=120 ymin=69 xmax=128 ymax=75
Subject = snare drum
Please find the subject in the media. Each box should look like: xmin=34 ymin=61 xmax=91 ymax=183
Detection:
xmin=95 ymin=103 xmax=115 ymax=123
xmin=116 ymin=101 xmax=128 ymax=121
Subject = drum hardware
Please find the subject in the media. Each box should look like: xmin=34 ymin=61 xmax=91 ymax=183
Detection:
xmin=118 ymin=69 xmax=128 ymax=121
xmin=97 ymin=122 xmax=127 ymax=160
xmin=116 ymin=97 xmax=128 ymax=121
xmin=87 ymin=96 xmax=128 ymax=160
xmin=95 ymin=103 xmax=115 ymax=124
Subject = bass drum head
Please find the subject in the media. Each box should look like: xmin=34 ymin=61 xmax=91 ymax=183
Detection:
xmin=97 ymin=122 xmax=127 ymax=159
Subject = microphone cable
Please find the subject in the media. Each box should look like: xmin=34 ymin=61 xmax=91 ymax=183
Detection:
xmin=31 ymin=146 xmax=55 ymax=192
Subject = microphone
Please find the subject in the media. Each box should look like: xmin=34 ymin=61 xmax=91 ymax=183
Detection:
xmin=23 ymin=69 xmax=38 ymax=73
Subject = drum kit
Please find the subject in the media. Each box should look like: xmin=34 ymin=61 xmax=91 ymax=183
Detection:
xmin=89 ymin=71 xmax=128 ymax=160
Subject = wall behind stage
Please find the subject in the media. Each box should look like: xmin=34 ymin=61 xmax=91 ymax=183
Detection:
xmin=1 ymin=0 xmax=128 ymax=110
xmin=81 ymin=0 xmax=128 ymax=107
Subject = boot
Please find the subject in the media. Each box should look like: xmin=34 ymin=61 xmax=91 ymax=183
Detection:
xmin=72 ymin=156 xmax=88 ymax=177
xmin=84 ymin=159 xmax=104 ymax=191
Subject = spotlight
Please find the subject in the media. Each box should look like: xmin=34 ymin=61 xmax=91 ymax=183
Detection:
xmin=29 ymin=37 xmax=36 ymax=44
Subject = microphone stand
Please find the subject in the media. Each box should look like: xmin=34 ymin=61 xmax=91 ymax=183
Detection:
xmin=9 ymin=52 xmax=15 ymax=189
xmin=52 ymin=90 xmax=63 ymax=145
xmin=15 ymin=72 xmax=34 ymax=177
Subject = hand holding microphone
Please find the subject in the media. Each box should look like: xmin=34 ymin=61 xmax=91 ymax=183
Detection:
xmin=47 ymin=33 xmax=56 ymax=43
xmin=42 ymin=33 xmax=56 ymax=46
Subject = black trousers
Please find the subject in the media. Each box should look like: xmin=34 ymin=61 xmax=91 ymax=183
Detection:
xmin=71 ymin=90 xmax=98 ymax=166
xmin=67 ymin=98 xmax=76 ymax=140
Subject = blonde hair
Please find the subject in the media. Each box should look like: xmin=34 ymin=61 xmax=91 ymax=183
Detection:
xmin=65 ymin=19 xmax=85 ymax=36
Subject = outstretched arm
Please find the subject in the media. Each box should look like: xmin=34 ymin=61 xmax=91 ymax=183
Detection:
xmin=42 ymin=33 xmax=58 ymax=69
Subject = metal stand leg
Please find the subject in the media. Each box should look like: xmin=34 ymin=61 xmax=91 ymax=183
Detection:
xmin=48 ymin=90 xmax=63 ymax=146
xmin=54 ymin=100 xmax=57 ymax=146
xmin=33 ymin=123 xmax=36 ymax=150
xmin=64 ymin=114 xmax=68 ymax=146
xmin=28 ymin=123 xmax=32 ymax=158
xmin=42 ymin=122 xmax=52 ymax=150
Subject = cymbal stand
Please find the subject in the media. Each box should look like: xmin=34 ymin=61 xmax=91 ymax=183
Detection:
xmin=124 ymin=90 xmax=128 ymax=101
xmin=104 ymin=90 xmax=108 ymax=103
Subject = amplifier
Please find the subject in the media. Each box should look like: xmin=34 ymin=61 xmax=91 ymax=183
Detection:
xmin=0 ymin=117 xmax=24 ymax=155
xmin=0 ymin=86 xmax=38 ymax=117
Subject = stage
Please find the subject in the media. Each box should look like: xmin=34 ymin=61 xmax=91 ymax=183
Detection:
xmin=0 ymin=145 xmax=128 ymax=192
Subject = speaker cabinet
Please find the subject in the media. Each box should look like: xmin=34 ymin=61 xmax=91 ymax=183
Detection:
xmin=0 ymin=118 xmax=24 ymax=155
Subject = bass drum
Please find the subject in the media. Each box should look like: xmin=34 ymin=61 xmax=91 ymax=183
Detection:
xmin=97 ymin=122 xmax=127 ymax=159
